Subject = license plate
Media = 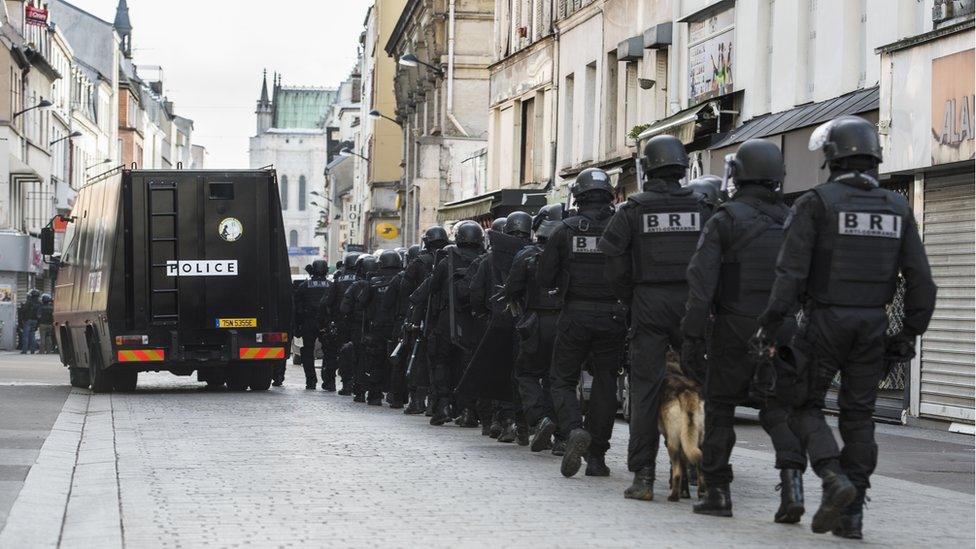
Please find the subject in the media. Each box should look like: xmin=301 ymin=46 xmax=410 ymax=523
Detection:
xmin=215 ymin=318 xmax=257 ymax=328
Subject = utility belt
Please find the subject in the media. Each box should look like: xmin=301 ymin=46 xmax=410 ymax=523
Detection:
xmin=562 ymin=299 xmax=617 ymax=313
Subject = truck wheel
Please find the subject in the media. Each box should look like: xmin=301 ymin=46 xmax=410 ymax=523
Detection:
xmin=113 ymin=371 xmax=138 ymax=392
xmin=69 ymin=367 xmax=91 ymax=389
xmin=248 ymin=364 xmax=273 ymax=391
xmin=89 ymin=347 xmax=114 ymax=394
xmin=226 ymin=365 xmax=248 ymax=391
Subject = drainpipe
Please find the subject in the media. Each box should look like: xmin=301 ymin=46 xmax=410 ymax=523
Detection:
xmin=446 ymin=0 xmax=469 ymax=137
xmin=549 ymin=23 xmax=561 ymax=195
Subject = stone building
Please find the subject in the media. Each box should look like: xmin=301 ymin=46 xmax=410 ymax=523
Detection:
xmin=249 ymin=72 xmax=337 ymax=274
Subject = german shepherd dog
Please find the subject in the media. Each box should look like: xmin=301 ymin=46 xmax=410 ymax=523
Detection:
xmin=660 ymin=352 xmax=705 ymax=502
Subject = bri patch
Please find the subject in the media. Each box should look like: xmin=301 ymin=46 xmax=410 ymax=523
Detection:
xmin=642 ymin=212 xmax=701 ymax=233
xmin=572 ymin=236 xmax=601 ymax=253
xmin=838 ymin=212 xmax=902 ymax=239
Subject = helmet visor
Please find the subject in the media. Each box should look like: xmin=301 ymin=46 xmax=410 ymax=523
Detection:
xmin=808 ymin=119 xmax=836 ymax=152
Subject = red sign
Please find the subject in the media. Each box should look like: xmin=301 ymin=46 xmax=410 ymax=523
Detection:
xmin=52 ymin=215 xmax=68 ymax=233
xmin=26 ymin=5 xmax=48 ymax=26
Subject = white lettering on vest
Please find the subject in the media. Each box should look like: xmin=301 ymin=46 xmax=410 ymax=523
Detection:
xmin=572 ymin=236 xmax=601 ymax=253
xmin=642 ymin=212 xmax=701 ymax=233
xmin=837 ymin=212 xmax=902 ymax=239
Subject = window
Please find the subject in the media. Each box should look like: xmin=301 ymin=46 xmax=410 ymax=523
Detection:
xmin=298 ymin=176 xmax=307 ymax=211
xmin=605 ymin=51 xmax=618 ymax=156
xmin=280 ymin=175 xmax=289 ymax=210
xmin=625 ymin=62 xmax=639 ymax=136
xmin=289 ymin=230 xmax=299 ymax=247
xmin=520 ymin=98 xmax=535 ymax=184
xmin=582 ymin=62 xmax=597 ymax=161
xmin=562 ymin=73 xmax=574 ymax=166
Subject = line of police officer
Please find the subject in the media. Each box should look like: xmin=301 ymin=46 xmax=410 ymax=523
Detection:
xmin=290 ymin=115 xmax=935 ymax=541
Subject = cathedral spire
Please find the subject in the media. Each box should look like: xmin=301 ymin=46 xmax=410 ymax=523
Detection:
xmin=260 ymin=69 xmax=270 ymax=104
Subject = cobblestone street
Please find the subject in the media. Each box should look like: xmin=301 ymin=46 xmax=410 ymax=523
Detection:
xmin=0 ymin=358 xmax=973 ymax=548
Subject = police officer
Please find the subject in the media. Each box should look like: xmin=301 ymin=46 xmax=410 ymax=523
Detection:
xmin=759 ymin=116 xmax=936 ymax=538
xmin=539 ymin=168 xmax=624 ymax=478
xmin=359 ymin=250 xmax=403 ymax=405
xmin=682 ymin=139 xmax=807 ymax=520
xmin=687 ymin=175 xmax=726 ymax=208
xmin=427 ymin=221 xmax=484 ymax=426
xmin=504 ymin=204 xmax=565 ymax=454
xmin=403 ymin=227 xmax=451 ymax=414
xmin=340 ymin=254 xmax=379 ymax=401
xmin=20 ymin=289 xmax=40 ymax=354
xmin=294 ymin=260 xmax=333 ymax=389
xmin=326 ymin=252 xmax=362 ymax=394
xmin=387 ymin=245 xmax=421 ymax=409
xmin=599 ymin=135 xmax=712 ymax=500
xmin=469 ymin=211 xmax=533 ymax=443
xmin=38 ymin=293 xmax=55 ymax=354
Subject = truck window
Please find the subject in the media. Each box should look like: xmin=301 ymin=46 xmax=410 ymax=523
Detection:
xmin=209 ymin=182 xmax=234 ymax=200
xmin=60 ymin=218 xmax=78 ymax=264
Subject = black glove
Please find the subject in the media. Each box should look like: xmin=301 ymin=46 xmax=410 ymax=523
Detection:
xmin=884 ymin=333 xmax=916 ymax=363
xmin=680 ymin=337 xmax=707 ymax=386
xmin=757 ymin=308 xmax=786 ymax=338
xmin=749 ymin=327 xmax=777 ymax=361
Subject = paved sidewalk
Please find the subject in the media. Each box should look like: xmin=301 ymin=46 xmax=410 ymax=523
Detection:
xmin=1 ymin=367 xmax=973 ymax=548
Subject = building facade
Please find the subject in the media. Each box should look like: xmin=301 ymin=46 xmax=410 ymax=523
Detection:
xmin=249 ymin=73 xmax=337 ymax=274
xmin=324 ymin=67 xmax=362 ymax=263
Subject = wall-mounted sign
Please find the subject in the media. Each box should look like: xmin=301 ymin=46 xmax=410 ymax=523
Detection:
xmin=931 ymin=49 xmax=975 ymax=166
xmin=687 ymin=7 xmax=735 ymax=106
xmin=26 ymin=5 xmax=48 ymax=26
xmin=376 ymin=222 xmax=400 ymax=240
xmin=287 ymin=246 xmax=320 ymax=256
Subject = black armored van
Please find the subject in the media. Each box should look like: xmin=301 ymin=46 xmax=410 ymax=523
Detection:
xmin=44 ymin=168 xmax=293 ymax=392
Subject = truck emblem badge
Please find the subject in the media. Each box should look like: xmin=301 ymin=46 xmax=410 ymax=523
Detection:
xmin=218 ymin=217 xmax=243 ymax=242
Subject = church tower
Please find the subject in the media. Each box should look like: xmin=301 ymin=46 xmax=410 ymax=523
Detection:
xmin=113 ymin=0 xmax=133 ymax=58
xmin=256 ymin=70 xmax=273 ymax=134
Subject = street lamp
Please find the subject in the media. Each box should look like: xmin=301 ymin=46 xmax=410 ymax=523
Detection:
xmin=49 ymin=131 xmax=82 ymax=147
xmin=13 ymin=99 xmax=53 ymax=119
xmin=84 ymin=158 xmax=112 ymax=172
xmin=369 ymin=109 xmax=401 ymax=127
xmin=398 ymin=53 xmax=443 ymax=76
xmin=339 ymin=148 xmax=369 ymax=162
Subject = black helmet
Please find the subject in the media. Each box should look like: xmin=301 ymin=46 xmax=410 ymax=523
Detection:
xmin=454 ymin=221 xmax=485 ymax=248
xmin=308 ymin=259 xmax=329 ymax=277
xmin=641 ymin=135 xmax=689 ymax=174
xmin=809 ymin=115 xmax=882 ymax=165
xmin=504 ymin=211 xmax=532 ymax=237
xmin=532 ymin=203 xmax=565 ymax=231
xmin=407 ymin=244 xmax=421 ymax=262
xmin=343 ymin=252 xmax=362 ymax=269
xmin=570 ymin=168 xmax=614 ymax=200
xmin=335 ymin=260 xmax=343 ymax=271
xmin=687 ymin=175 xmax=725 ymax=205
xmin=730 ymin=139 xmax=784 ymax=184
xmin=356 ymin=255 xmax=379 ymax=276
xmin=490 ymin=217 xmax=507 ymax=232
xmin=422 ymin=226 xmax=449 ymax=249
xmin=378 ymin=249 xmax=401 ymax=270
xmin=27 ymin=289 xmax=39 ymax=299
xmin=41 ymin=293 xmax=52 ymax=304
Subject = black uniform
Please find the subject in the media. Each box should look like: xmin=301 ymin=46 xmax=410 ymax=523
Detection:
xmin=539 ymin=204 xmax=625 ymax=459
xmin=762 ymin=172 xmax=936 ymax=492
xmin=340 ymin=277 xmax=371 ymax=399
xmin=386 ymin=270 xmax=411 ymax=406
xmin=294 ymin=275 xmax=333 ymax=388
xmin=504 ymin=243 xmax=562 ymax=431
xmin=327 ymin=268 xmax=360 ymax=392
xmin=684 ymin=184 xmax=806 ymax=487
xmin=359 ymin=266 xmax=401 ymax=403
xmin=404 ymin=250 xmax=439 ymax=402
xmin=600 ymin=178 xmax=712 ymax=476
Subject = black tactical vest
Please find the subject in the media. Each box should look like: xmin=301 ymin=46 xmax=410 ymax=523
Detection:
xmin=628 ymin=187 xmax=707 ymax=283
xmin=809 ymin=179 xmax=909 ymax=307
xmin=523 ymin=245 xmax=562 ymax=311
xmin=300 ymin=278 xmax=332 ymax=308
xmin=366 ymin=273 xmax=397 ymax=328
xmin=562 ymin=213 xmax=615 ymax=302
xmin=717 ymin=197 xmax=789 ymax=317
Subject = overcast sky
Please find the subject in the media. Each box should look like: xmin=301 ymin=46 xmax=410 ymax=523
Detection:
xmin=72 ymin=0 xmax=371 ymax=168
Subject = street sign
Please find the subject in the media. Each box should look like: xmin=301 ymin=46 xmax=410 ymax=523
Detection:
xmin=287 ymin=246 xmax=319 ymax=256
xmin=376 ymin=222 xmax=399 ymax=240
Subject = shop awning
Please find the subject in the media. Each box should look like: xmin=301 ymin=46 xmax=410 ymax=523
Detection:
xmin=437 ymin=189 xmax=549 ymax=223
xmin=636 ymin=102 xmax=714 ymax=144
xmin=709 ymin=86 xmax=879 ymax=150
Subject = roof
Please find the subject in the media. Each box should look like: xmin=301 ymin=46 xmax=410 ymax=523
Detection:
xmin=49 ymin=0 xmax=117 ymax=82
xmin=709 ymin=86 xmax=879 ymax=149
xmin=272 ymin=87 xmax=338 ymax=130
xmin=385 ymin=0 xmax=421 ymax=56
xmin=113 ymin=0 xmax=132 ymax=32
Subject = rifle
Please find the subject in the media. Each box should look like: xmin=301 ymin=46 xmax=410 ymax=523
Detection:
xmin=405 ymin=321 xmax=423 ymax=378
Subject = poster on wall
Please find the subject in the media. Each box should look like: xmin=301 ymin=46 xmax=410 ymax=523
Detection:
xmin=931 ymin=49 xmax=975 ymax=165
xmin=688 ymin=7 xmax=735 ymax=105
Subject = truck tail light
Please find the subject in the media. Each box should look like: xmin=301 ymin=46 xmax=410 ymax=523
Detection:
xmin=115 ymin=335 xmax=149 ymax=346
xmin=256 ymin=332 xmax=288 ymax=343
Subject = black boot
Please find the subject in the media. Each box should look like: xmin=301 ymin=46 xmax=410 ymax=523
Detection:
xmin=322 ymin=376 xmax=336 ymax=392
xmin=497 ymin=420 xmax=517 ymax=443
xmin=560 ymin=428 xmax=591 ymax=478
xmin=430 ymin=400 xmax=452 ymax=426
xmin=353 ymin=392 xmax=366 ymax=403
xmin=811 ymin=470 xmax=857 ymax=534
xmin=530 ymin=417 xmax=556 ymax=453
xmin=404 ymin=392 xmax=425 ymax=415
xmin=424 ymin=398 xmax=435 ymax=417
xmin=488 ymin=420 xmax=503 ymax=439
xmin=457 ymin=408 xmax=480 ymax=428
xmin=338 ymin=383 xmax=353 ymax=396
xmin=551 ymin=438 xmax=567 ymax=456
xmin=516 ymin=421 xmax=530 ymax=446
xmin=624 ymin=467 xmax=655 ymax=501
xmin=367 ymin=391 xmax=383 ymax=406
xmin=585 ymin=454 xmax=610 ymax=477
xmin=832 ymin=490 xmax=865 ymax=540
xmin=775 ymin=469 xmax=805 ymax=524
xmin=693 ymin=484 xmax=733 ymax=517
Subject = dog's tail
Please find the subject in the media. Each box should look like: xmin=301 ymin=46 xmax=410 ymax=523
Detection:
xmin=680 ymin=393 xmax=703 ymax=464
